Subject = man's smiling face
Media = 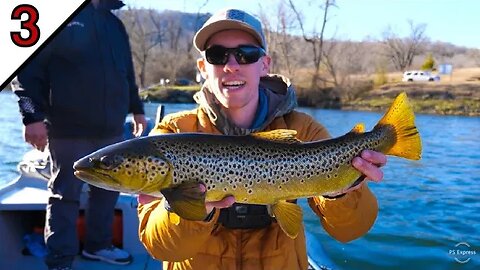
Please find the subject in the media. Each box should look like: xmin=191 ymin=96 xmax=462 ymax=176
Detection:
xmin=197 ymin=29 xmax=270 ymax=110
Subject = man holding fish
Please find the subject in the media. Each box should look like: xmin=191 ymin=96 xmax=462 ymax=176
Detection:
xmin=133 ymin=8 xmax=396 ymax=270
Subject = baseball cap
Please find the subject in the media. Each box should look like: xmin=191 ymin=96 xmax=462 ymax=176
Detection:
xmin=193 ymin=9 xmax=266 ymax=52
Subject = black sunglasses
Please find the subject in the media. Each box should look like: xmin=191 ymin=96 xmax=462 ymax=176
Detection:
xmin=205 ymin=45 xmax=266 ymax=65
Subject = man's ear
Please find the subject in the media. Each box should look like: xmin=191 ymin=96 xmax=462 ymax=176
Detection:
xmin=260 ymin=55 xmax=271 ymax=76
xmin=197 ymin=58 xmax=208 ymax=79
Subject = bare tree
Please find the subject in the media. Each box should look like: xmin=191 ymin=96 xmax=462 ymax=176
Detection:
xmin=288 ymin=0 xmax=335 ymax=89
xmin=258 ymin=1 xmax=299 ymax=76
xmin=275 ymin=1 xmax=299 ymax=77
xmin=164 ymin=16 xmax=184 ymax=80
xmin=186 ymin=0 xmax=210 ymax=54
xmin=323 ymin=41 xmax=371 ymax=100
xmin=322 ymin=41 xmax=342 ymax=87
xmin=166 ymin=0 xmax=210 ymax=81
xmin=257 ymin=4 xmax=278 ymax=73
xmin=119 ymin=8 xmax=164 ymax=88
xmin=382 ymin=20 xmax=428 ymax=71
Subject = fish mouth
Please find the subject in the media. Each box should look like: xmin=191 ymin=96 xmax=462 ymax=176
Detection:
xmin=74 ymin=169 xmax=118 ymax=187
xmin=74 ymin=169 xmax=143 ymax=194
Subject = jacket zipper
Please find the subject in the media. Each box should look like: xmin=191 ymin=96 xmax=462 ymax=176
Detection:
xmin=236 ymin=230 xmax=242 ymax=270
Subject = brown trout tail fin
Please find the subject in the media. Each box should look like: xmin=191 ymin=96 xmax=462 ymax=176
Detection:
xmin=376 ymin=92 xmax=422 ymax=160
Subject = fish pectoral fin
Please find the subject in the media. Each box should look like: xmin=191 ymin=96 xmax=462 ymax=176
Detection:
xmin=169 ymin=200 xmax=207 ymax=221
xmin=348 ymin=123 xmax=365 ymax=134
xmin=271 ymin=201 xmax=303 ymax=239
xmin=251 ymin=129 xmax=300 ymax=143
xmin=160 ymin=182 xmax=207 ymax=221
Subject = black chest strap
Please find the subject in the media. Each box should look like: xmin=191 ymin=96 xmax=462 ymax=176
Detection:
xmin=217 ymin=203 xmax=274 ymax=229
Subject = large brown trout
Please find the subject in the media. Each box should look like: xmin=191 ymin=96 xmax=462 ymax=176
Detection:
xmin=74 ymin=93 xmax=421 ymax=238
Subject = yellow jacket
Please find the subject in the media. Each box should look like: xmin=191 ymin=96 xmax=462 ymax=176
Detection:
xmin=138 ymin=107 xmax=378 ymax=270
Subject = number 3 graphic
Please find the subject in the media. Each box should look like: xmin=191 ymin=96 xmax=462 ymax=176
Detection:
xmin=11 ymin=4 xmax=40 ymax=47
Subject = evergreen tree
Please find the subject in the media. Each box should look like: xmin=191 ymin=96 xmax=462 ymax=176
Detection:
xmin=421 ymin=53 xmax=435 ymax=71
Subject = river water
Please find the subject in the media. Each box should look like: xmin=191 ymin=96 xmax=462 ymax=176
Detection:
xmin=1 ymin=90 xmax=479 ymax=269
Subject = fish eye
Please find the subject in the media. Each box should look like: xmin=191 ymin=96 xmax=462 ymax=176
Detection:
xmin=99 ymin=155 xmax=115 ymax=169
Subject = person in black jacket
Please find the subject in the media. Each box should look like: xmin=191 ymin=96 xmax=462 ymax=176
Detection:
xmin=12 ymin=1 xmax=146 ymax=269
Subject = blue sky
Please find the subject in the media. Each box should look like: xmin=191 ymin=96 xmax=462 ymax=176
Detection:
xmin=123 ymin=0 xmax=479 ymax=49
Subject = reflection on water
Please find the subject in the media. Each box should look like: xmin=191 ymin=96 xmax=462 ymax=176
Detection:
xmin=1 ymin=91 xmax=479 ymax=269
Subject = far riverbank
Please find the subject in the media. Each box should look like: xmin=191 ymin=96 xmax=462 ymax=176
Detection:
xmin=140 ymin=82 xmax=480 ymax=116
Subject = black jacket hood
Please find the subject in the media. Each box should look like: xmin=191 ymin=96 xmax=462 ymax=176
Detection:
xmin=98 ymin=0 xmax=125 ymax=10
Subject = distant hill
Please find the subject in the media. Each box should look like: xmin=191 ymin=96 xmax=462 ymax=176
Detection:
xmin=161 ymin=9 xmax=211 ymax=33
xmin=118 ymin=8 xmax=210 ymax=41
xmin=117 ymin=8 xmax=480 ymax=89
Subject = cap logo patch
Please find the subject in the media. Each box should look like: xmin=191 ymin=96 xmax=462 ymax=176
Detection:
xmin=226 ymin=9 xmax=245 ymax=22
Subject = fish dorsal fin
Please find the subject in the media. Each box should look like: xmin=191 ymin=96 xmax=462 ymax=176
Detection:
xmin=270 ymin=200 xmax=303 ymax=239
xmin=251 ymin=129 xmax=300 ymax=143
xmin=348 ymin=123 xmax=365 ymax=134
